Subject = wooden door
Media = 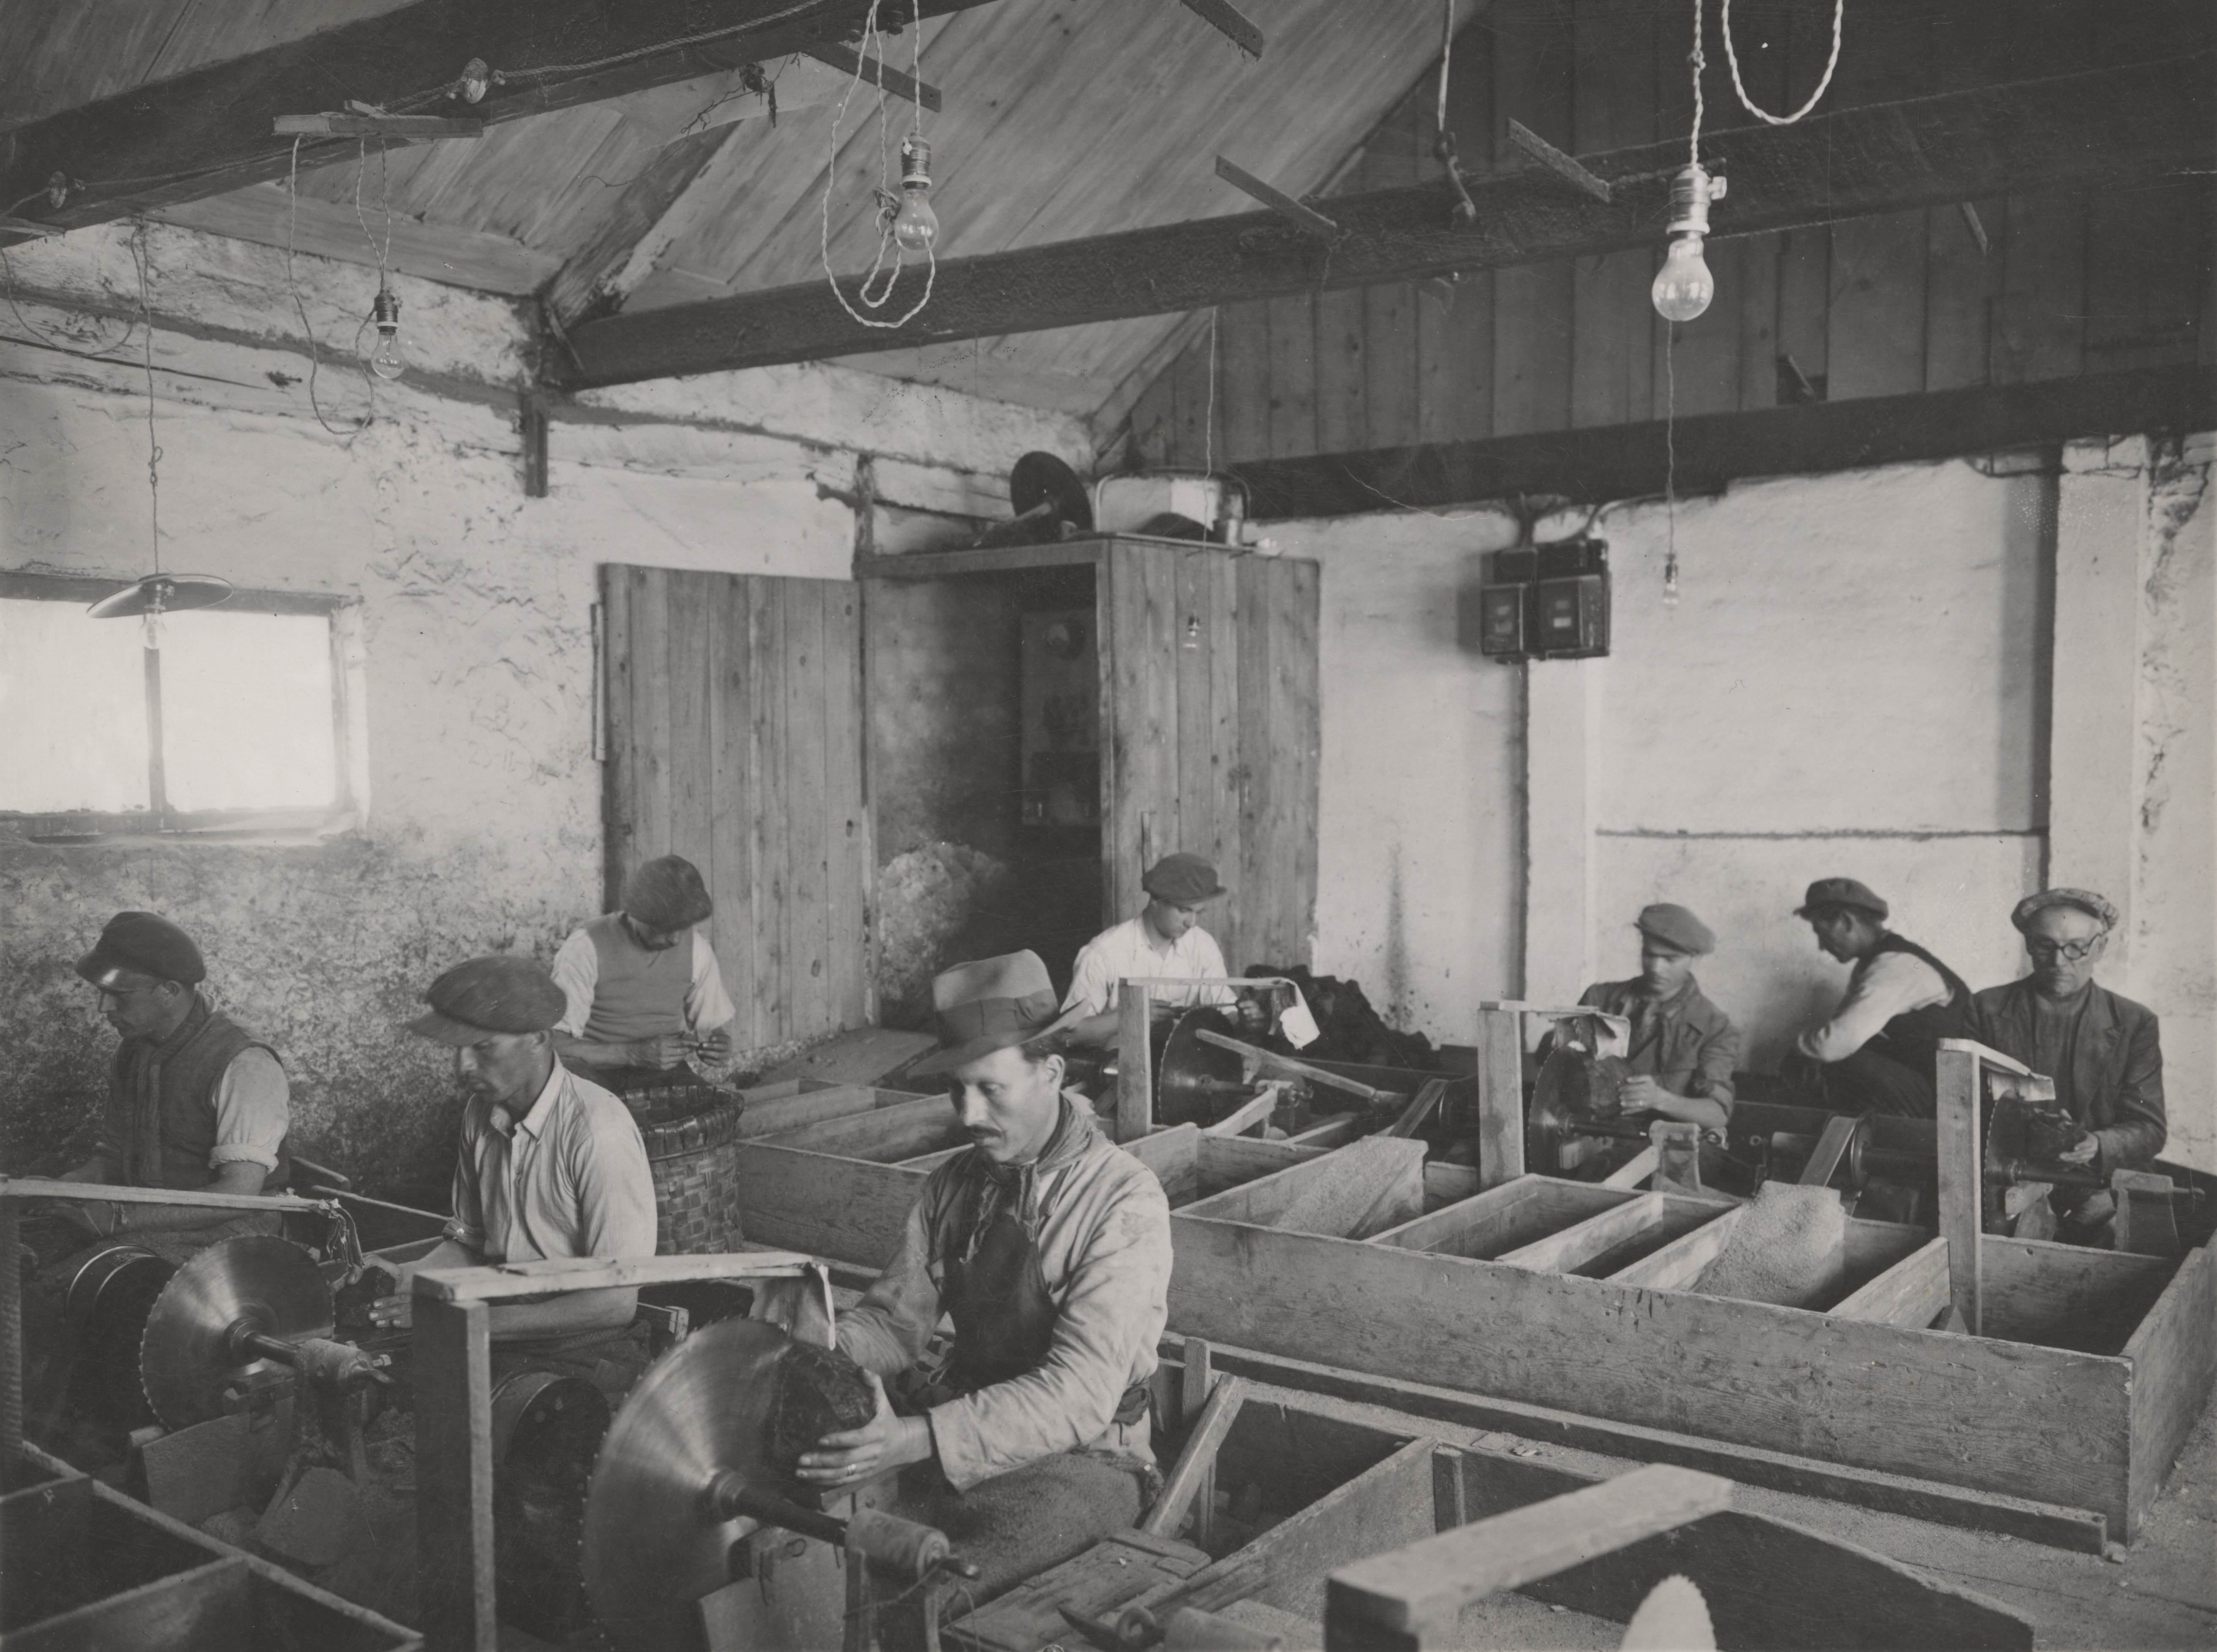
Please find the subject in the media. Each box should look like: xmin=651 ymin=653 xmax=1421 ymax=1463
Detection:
xmin=1098 ymin=542 xmax=1320 ymax=973
xmin=603 ymin=566 xmax=870 ymax=1050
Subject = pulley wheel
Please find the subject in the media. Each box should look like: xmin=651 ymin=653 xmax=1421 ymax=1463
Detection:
xmin=1155 ymin=1006 xmax=1247 ymax=1128
xmin=581 ymin=1318 xmax=799 ymax=1649
xmin=140 ymin=1235 xmax=332 ymax=1429
xmin=1009 ymin=451 xmax=1093 ymax=534
xmin=494 ymin=1369 xmax=610 ymax=1644
xmin=57 ymin=1244 xmax=173 ymax=1430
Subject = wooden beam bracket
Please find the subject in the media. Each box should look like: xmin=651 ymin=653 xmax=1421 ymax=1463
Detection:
xmin=799 ymin=44 xmax=943 ymax=111
xmin=1214 ymin=155 xmax=1336 ymax=240
xmin=1506 ymin=118 xmax=1611 ymax=202
xmin=1178 ymin=0 xmax=1266 ymax=59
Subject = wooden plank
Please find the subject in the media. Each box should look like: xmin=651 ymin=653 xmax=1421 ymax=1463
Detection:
xmin=735 ymin=1083 xmax=922 ymax=1140
xmin=1204 ymin=1085 xmax=1283 ymax=1139
xmin=1608 ymin=1205 xmax=1746 ymax=1293
xmin=708 ymin=575 xmax=758 ymax=1049
xmin=1129 ymin=371 xmax=1176 ymax=468
xmin=1233 ymin=554 xmax=1277 ymax=965
xmin=1384 ymin=1078 xmax=1448 ymax=1139
xmin=1979 ymin=1238 xmax=2175 ymax=1351
xmin=1278 ymin=558 xmax=1320 ymax=970
xmin=1266 ymin=1136 xmax=1426 ymax=1240
xmin=2084 ymin=179 xmax=2206 ymax=374
xmin=782 ymin=581 xmax=832 ymax=1039
xmin=1125 ymin=1122 xmax=1202 ymax=1204
xmin=1599 ymin=1146 xmax=1659 ymax=1190
xmin=1361 ymin=103 xmax=1422 ymax=452
xmin=1180 ymin=1339 xmax=1217 ymax=1549
xmin=1104 ymin=544 xmax=1180 ymax=928
xmin=1204 ymin=551 xmax=1243 ymax=968
xmin=1832 ymin=1237 xmax=1952 ymax=1327
xmin=1993 ymin=191 xmax=2087 ymax=383
xmin=415 ymin=1297 xmax=496 ymax=1652
xmin=1926 ymin=199 xmax=2000 ymax=391
xmin=1175 ymin=550 xmax=1214 ymax=922
xmin=1314 ymin=286 xmax=1367 ymax=454
xmin=1195 ymin=1134 xmax=1329 ymax=1199
xmin=1490 ymin=0 xmax=1574 ymax=438
xmin=600 ymin=565 xmax=636 ymax=910
xmin=627 ymin=565 xmax=674 ymax=886
xmin=750 ymin=576 xmax=789 ymax=1042
xmin=1934 ymin=1044 xmax=1983 ymax=1333
xmin=1497 ymin=1194 xmax=1668 ymax=1274
xmin=1265 ymin=293 xmax=1318 ymax=457
xmin=1171 ymin=332 xmax=1211 ymax=468
xmin=1471 ymin=1006 xmax=1525 ymax=1188
xmin=823 ymin=583 xmax=869 ymax=1031
xmin=1798 ymin=1114 xmax=1863 ymax=1188
xmin=158 ymin=184 xmax=558 ymax=296
xmin=1165 ymin=1213 xmax=2138 ymax=1527
xmin=1118 ymin=987 xmax=1154 ymax=1142
xmin=729 ymin=1144 xmax=927 ymax=1269
xmin=1440 ymin=1446 xmax=2035 ymax=1652
xmin=855 ymin=543 xmax=1108 ymax=581
xmin=1775 ymin=226 xmax=1832 ymax=402
xmin=1165 ymin=1337 xmax=2107 ymax=1554
xmin=1737 ymin=232 xmax=1783 ymax=409
xmin=1371 ymin=1179 xmax=1621 ymax=1261
xmin=0 ymin=1177 xmax=329 ymax=1213
xmin=1216 ymin=156 xmax=1340 ymax=241
xmin=666 ymin=571 xmax=714 ymax=936
xmin=1144 ymin=1375 xmax=1247 ymax=1536
xmin=1234 ymin=1436 xmax=1440 ymax=1622
xmin=1233 ymin=363 xmax=2217 ymax=518
xmin=2121 ymin=1243 xmax=2217 ymax=1535
xmin=756 ymin=1094 xmax=962 ymax=1162
xmin=1829 ymin=209 xmax=1931 ymax=400
xmin=1419 ymin=19 xmax=1495 ymax=446
xmin=416 ymin=1251 xmax=816 ymax=1304
xmin=1327 ymin=1465 xmax=1734 ymax=1644
xmin=7 ymin=1556 xmax=252 ymax=1652
xmin=1218 ymin=301 xmax=1272 ymax=462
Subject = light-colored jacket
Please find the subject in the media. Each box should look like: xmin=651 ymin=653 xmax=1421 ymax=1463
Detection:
xmin=838 ymin=1095 xmax=1173 ymax=1490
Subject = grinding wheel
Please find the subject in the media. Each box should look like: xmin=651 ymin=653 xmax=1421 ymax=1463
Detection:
xmin=581 ymin=1318 xmax=800 ymax=1647
xmin=1009 ymin=451 xmax=1092 ymax=534
xmin=1155 ymin=1006 xmax=1249 ymax=1128
xmin=139 ymin=1234 xmax=333 ymax=1429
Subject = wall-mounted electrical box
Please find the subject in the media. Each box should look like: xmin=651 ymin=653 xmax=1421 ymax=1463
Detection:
xmin=1475 ymin=538 xmax=1610 ymax=661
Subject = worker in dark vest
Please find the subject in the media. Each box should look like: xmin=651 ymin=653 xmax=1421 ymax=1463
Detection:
xmin=371 ymin=955 xmax=658 ymax=1396
xmin=1791 ymin=878 xmax=1971 ymax=1118
xmin=54 ymin=911 xmax=291 ymax=1261
xmin=1967 ymin=889 xmax=2165 ymax=1243
xmin=791 ymin=951 xmax=1173 ymax=1600
xmin=551 ymin=855 xmax=736 ymax=1090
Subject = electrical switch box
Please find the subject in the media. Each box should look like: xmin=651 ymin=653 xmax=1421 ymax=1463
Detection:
xmin=1473 ymin=539 xmax=1610 ymax=661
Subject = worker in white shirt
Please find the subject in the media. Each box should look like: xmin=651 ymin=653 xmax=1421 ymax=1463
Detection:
xmin=1790 ymin=877 xmax=1972 ymax=1118
xmin=550 ymin=855 xmax=737 ymax=1091
xmin=1060 ymin=853 xmax=1235 ymax=1047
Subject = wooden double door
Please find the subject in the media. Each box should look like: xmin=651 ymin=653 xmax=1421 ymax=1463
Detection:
xmin=602 ymin=540 xmax=1318 ymax=1049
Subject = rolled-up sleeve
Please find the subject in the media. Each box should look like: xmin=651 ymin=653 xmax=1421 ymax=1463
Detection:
xmin=837 ymin=1197 xmax=946 ymax=1380
xmin=550 ymin=929 xmax=599 ymax=1037
xmin=208 ymin=1047 xmax=289 ymax=1172
xmin=685 ymin=935 xmax=738 ymax=1034
xmin=446 ymin=1124 xmax=487 ymax=1250
xmin=2095 ymin=1012 xmax=2166 ymax=1170
xmin=926 ymin=1171 xmax=1172 ymax=1490
xmin=1061 ymin=937 xmax=1115 ymax=1017
xmin=1795 ymin=952 xmax=1944 ymax=1063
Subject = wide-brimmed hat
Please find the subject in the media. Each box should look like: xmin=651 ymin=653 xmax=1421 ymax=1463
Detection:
xmin=623 ymin=855 xmax=714 ymax=930
xmin=910 ymin=951 xmax=1087 ymax=1078
xmin=75 ymin=910 xmax=206 ymax=988
xmin=409 ymin=955 xmax=566 ymax=1046
xmin=1794 ymin=877 xmax=1888 ymax=921
xmin=1142 ymin=852 xmax=1225 ymax=905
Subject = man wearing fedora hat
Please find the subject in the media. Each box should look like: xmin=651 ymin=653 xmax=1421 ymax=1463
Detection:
xmin=370 ymin=954 xmax=657 ymax=1393
xmin=53 ymin=910 xmax=292 ymax=1257
xmin=1548 ymin=903 xmax=1742 ymax=1135
xmin=552 ymin=854 xmax=738 ymax=1089
xmin=1967 ymin=889 xmax=2164 ymax=1241
xmin=790 ymin=950 xmax=1173 ymax=1586
xmin=1790 ymin=878 xmax=1972 ymax=1118
xmin=1061 ymin=852 xmax=1235 ymax=1047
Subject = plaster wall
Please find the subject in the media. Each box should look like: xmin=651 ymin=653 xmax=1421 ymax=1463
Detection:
xmin=0 ymin=224 xmax=1086 ymax=1197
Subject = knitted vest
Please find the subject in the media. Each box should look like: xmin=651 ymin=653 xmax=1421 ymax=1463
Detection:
xmin=1860 ymin=933 xmax=1972 ymax=1074
xmin=109 ymin=995 xmax=289 ymax=1191
xmin=580 ymin=913 xmax=692 ymax=1042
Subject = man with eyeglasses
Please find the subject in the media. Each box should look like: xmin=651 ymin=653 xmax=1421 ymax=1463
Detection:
xmin=1967 ymin=890 xmax=2165 ymax=1239
xmin=54 ymin=911 xmax=291 ymax=1257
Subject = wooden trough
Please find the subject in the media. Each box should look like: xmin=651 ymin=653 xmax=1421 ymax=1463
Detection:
xmin=733 ymin=1096 xmax=2214 ymax=1549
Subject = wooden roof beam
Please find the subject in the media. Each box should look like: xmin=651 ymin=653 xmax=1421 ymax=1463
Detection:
xmin=0 ymin=0 xmax=1000 ymax=247
xmin=556 ymin=51 xmax=2214 ymax=389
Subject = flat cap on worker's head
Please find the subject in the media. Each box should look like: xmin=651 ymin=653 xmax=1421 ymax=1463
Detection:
xmin=622 ymin=854 xmax=714 ymax=931
xmin=911 ymin=950 xmax=1087 ymax=1078
xmin=1635 ymin=903 xmax=1715 ymax=957
xmin=408 ymin=955 xmax=566 ymax=1046
xmin=1795 ymin=877 xmax=1889 ymax=922
xmin=1142 ymin=852 xmax=1225 ymax=906
xmin=75 ymin=911 xmax=205 ymax=989
xmin=2011 ymin=887 xmax=2118 ymax=933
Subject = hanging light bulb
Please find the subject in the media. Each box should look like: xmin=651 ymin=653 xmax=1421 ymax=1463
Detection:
xmin=455 ymin=57 xmax=491 ymax=104
xmin=1662 ymin=551 xmax=1682 ymax=609
xmin=1651 ymin=164 xmax=1725 ymax=324
xmin=892 ymin=136 xmax=939 ymax=253
xmin=365 ymin=284 xmax=405 ymax=381
xmin=1183 ymin=615 xmax=1202 ymax=651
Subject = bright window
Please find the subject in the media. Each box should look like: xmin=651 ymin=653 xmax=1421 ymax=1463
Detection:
xmin=0 ymin=578 xmax=354 ymax=836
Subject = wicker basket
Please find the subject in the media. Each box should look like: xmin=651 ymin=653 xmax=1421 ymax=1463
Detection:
xmin=622 ymin=1083 xmax=746 ymax=1255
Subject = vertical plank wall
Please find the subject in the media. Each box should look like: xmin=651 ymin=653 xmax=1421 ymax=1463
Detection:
xmin=1125 ymin=0 xmax=2212 ymax=471
xmin=1099 ymin=542 xmax=1320 ymax=973
xmin=603 ymin=566 xmax=871 ymax=1050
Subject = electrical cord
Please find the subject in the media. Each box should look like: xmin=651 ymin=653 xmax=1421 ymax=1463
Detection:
xmin=283 ymin=136 xmax=374 ymax=439
xmin=818 ymin=0 xmax=936 ymax=328
xmin=0 ymin=239 xmax=141 ymax=358
xmin=1721 ymin=0 xmax=1844 ymax=125
xmin=129 ymin=224 xmax=163 ymax=578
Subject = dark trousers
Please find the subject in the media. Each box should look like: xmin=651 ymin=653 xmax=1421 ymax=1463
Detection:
xmin=1820 ymin=1045 xmax=1935 ymax=1119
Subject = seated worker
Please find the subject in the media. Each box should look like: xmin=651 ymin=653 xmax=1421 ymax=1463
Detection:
xmin=1967 ymin=889 xmax=2164 ymax=1241
xmin=371 ymin=955 xmax=658 ymax=1395
xmin=792 ymin=951 xmax=1173 ymax=1592
xmin=1060 ymin=852 xmax=1235 ymax=1047
xmin=1790 ymin=878 xmax=1970 ymax=1118
xmin=551 ymin=855 xmax=737 ymax=1090
xmin=1558 ymin=903 xmax=1741 ymax=1134
xmin=52 ymin=911 xmax=291 ymax=1261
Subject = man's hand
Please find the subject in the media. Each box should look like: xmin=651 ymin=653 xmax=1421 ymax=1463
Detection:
xmin=793 ymin=1371 xmax=932 ymax=1489
xmin=2057 ymin=1132 xmax=2100 ymax=1166
xmin=368 ymin=1292 xmax=412 ymax=1330
xmin=1617 ymin=1074 xmax=1671 ymax=1114
xmin=694 ymin=1026 xmax=735 ymax=1065
xmin=631 ymin=1033 xmax=692 ymax=1069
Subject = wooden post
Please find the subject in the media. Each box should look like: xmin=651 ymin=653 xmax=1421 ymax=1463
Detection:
xmin=416 ymin=1297 xmax=497 ymax=1652
xmin=1181 ymin=1339 xmax=1216 ymax=1549
xmin=1430 ymin=1447 xmax=1468 ymax=1534
xmin=1118 ymin=980 xmax=1154 ymax=1143
xmin=1473 ymin=1005 xmax=1525 ymax=1189
xmin=0 ymin=1198 xmax=20 ymax=1465
xmin=2113 ymin=1169 xmax=2181 ymax=1257
xmin=1934 ymin=1042 xmax=1983 ymax=1336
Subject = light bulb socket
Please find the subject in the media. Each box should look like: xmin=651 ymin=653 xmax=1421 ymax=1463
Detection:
xmin=457 ymin=57 xmax=491 ymax=103
xmin=1664 ymin=165 xmax=1716 ymax=239
xmin=900 ymin=136 xmax=932 ymax=189
xmin=371 ymin=287 xmax=402 ymax=332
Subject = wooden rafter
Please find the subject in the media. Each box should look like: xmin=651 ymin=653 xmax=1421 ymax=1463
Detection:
xmin=0 ymin=0 xmax=1000 ymax=248
xmin=556 ymin=52 xmax=2214 ymax=388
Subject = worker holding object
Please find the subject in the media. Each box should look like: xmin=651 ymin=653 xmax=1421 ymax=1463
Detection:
xmin=1060 ymin=852 xmax=1235 ymax=1047
xmin=1789 ymin=878 xmax=1971 ymax=1118
xmin=1547 ymin=903 xmax=1741 ymax=1133
xmin=550 ymin=854 xmax=738 ymax=1090
xmin=786 ymin=949 xmax=1174 ymax=1595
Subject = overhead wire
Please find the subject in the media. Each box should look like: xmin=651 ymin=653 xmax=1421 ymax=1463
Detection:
xmin=283 ymin=136 xmax=374 ymax=439
xmin=1721 ymin=0 xmax=1844 ymax=125
xmin=818 ymin=0 xmax=935 ymax=329
xmin=129 ymin=224 xmax=162 ymax=579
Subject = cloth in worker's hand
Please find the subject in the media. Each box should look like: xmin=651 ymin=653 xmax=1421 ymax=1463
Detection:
xmin=764 ymin=1339 xmax=878 ymax=1479
xmin=1693 ymin=1183 xmax=1846 ymax=1307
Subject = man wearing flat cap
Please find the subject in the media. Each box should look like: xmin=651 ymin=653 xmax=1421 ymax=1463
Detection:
xmin=787 ymin=950 xmax=1173 ymax=1594
xmin=1967 ymin=890 xmax=2165 ymax=1236
xmin=371 ymin=955 xmax=657 ymax=1392
xmin=1791 ymin=878 xmax=1972 ymax=1118
xmin=55 ymin=911 xmax=291 ymax=1256
xmin=1550 ymin=903 xmax=1742 ymax=1135
xmin=552 ymin=855 xmax=738 ymax=1089
xmin=1061 ymin=852 xmax=1235 ymax=1047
